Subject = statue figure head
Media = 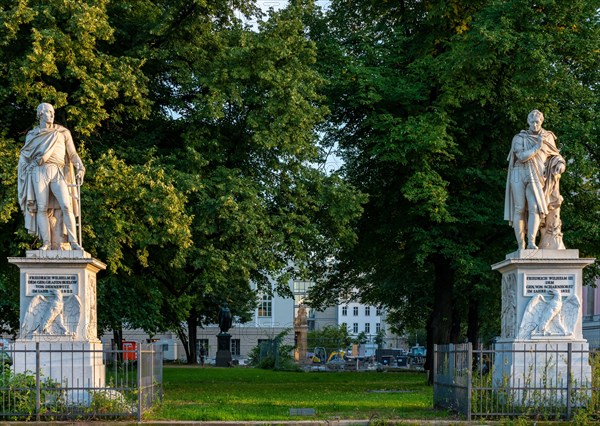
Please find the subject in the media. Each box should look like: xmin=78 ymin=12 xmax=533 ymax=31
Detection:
xmin=527 ymin=109 xmax=544 ymax=133
xmin=36 ymin=103 xmax=55 ymax=125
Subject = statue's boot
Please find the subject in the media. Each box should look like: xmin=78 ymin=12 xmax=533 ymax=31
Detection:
xmin=61 ymin=204 xmax=83 ymax=250
xmin=513 ymin=219 xmax=526 ymax=250
xmin=527 ymin=210 xmax=540 ymax=249
xmin=36 ymin=210 xmax=52 ymax=250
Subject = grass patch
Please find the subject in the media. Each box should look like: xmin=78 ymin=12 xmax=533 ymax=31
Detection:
xmin=144 ymin=366 xmax=448 ymax=421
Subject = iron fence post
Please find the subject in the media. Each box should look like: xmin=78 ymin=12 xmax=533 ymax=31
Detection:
xmin=433 ymin=344 xmax=438 ymax=403
xmin=567 ymin=342 xmax=572 ymax=420
xmin=35 ymin=342 xmax=40 ymax=421
xmin=467 ymin=343 xmax=472 ymax=421
xmin=113 ymin=342 xmax=118 ymax=384
xmin=137 ymin=343 xmax=142 ymax=422
xmin=150 ymin=344 xmax=154 ymax=405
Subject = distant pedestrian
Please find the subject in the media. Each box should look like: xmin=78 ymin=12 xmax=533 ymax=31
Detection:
xmin=199 ymin=344 xmax=206 ymax=367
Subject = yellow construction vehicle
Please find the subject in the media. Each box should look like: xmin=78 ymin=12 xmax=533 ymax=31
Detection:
xmin=327 ymin=350 xmax=345 ymax=363
xmin=311 ymin=347 xmax=327 ymax=364
xmin=311 ymin=348 xmax=346 ymax=364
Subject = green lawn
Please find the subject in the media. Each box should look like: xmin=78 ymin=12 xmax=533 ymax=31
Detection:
xmin=144 ymin=366 xmax=448 ymax=421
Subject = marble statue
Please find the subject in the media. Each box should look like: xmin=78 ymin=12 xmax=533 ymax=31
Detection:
xmin=517 ymin=289 xmax=579 ymax=339
xmin=21 ymin=289 xmax=81 ymax=337
xmin=218 ymin=302 xmax=232 ymax=334
xmin=504 ymin=110 xmax=566 ymax=250
xmin=18 ymin=103 xmax=85 ymax=250
xmin=294 ymin=304 xmax=308 ymax=327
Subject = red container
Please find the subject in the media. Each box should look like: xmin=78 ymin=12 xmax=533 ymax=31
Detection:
xmin=122 ymin=341 xmax=138 ymax=361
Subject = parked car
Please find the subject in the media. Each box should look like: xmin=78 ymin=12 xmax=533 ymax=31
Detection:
xmin=380 ymin=355 xmax=396 ymax=366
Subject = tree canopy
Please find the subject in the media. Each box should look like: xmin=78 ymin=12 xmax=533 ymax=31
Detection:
xmin=0 ymin=0 xmax=364 ymax=362
xmin=2 ymin=0 xmax=599 ymax=371
xmin=307 ymin=0 xmax=600 ymax=377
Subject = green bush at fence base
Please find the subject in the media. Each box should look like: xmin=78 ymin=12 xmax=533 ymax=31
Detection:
xmin=1 ymin=367 xmax=64 ymax=420
xmin=0 ymin=366 xmax=138 ymax=420
xmin=470 ymin=351 xmax=600 ymax=422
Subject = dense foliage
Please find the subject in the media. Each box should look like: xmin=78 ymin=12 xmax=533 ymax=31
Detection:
xmin=307 ymin=0 xmax=600 ymax=377
xmin=0 ymin=0 xmax=364 ymax=363
xmin=1 ymin=0 xmax=599 ymax=372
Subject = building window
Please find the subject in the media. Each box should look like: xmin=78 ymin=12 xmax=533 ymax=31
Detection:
xmin=353 ymin=306 xmax=359 ymax=316
xmin=365 ymin=323 xmax=370 ymax=333
xmin=376 ymin=323 xmax=381 ymax=333
xmin=342 ymin=306 xmax=348 ymax=316
xmin=365 ymin=306 xmax=371 ymax=316
xmin=353 ymin=323 xmax=359 ymax=333
xmin=231 ymin=339 xmax=241 ymax=356
xmin=376 ymin=307 xmax=382 ymax=316
xmin=258 ymin=295 xmax=272 ymax=317
xmin=293 ymin=280 xmax=313 ymax=294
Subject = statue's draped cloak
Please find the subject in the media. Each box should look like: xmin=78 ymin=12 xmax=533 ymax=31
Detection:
xmin=504 ymin=130 xmax=564 ymax=225
xmin=17 ymin=125 xmax=80 ymax=237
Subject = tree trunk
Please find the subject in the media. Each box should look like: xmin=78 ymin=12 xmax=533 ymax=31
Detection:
xmin=175 ymin=325 xmax=191 ymax=363
xmin=450 ymin=303 xmax=462 ymax=343
xmin=425 ymin=255 xmax=455 ymax=384
xmin=113 ymin=328 xmax=123 ymax=350
xmin=187 ymin=312 xmax=198 ymax=365
xmin=113 ymin=327 xmax=123 ymax=362
xmin=467 ymin=297 xmax=479 ymax=347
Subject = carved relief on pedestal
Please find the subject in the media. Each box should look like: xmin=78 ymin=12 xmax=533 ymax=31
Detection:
xmin=85 ymin=275 xmax=97 ymax=340
xmin=501 ymin=273 xmax=517 ymax=339
xmin=518 ymin=289 xmax=580 ymax=339
xmin=21 ymin=289 xmax=81 ymax=338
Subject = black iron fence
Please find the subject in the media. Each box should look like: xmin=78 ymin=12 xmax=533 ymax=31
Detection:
xmin=434 ymin=342 xmax=600 ymax=421
xmin=0 ymin=342 xmax=162 ymax=421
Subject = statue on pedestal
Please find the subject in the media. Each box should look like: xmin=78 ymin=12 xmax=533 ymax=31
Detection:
xmin=17 ymin=103 xmax=85 ymax=251
xmin=218 ymin=302 xmax=232 ymax=334
xmin=294 ymin=304 xmax=308 ymax=327
xmin=504 ymin=110 xmax=566 ymax=250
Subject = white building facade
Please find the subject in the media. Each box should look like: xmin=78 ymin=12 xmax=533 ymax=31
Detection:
xmin=582 ymin=281 xmax=600 ymax=349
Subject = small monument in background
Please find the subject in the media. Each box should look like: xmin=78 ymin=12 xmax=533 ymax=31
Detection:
xmin=8 ymin=103 xmax=106 ymax=396
xmin=215 ymin=302 xmax=233 ymax=367
xmin=493 ymin=110 xmax=593 ymax=400
xmin=294 ymin=304 xmax=308 ymax=365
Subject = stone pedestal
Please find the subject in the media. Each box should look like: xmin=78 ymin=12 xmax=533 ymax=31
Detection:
xmin=11 ymin=340 xmax=105 ymax=388
xmin=8 ymin=250 xmax=106 ymax=388
xmin=491 ymin=249 xmax=594 ymax=401
xmin=294 ymin=326 xmax=308 ymax=365
xmin=215 ymin=333 xmax=232 ymax=367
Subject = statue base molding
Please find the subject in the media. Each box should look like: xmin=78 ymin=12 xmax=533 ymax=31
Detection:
xmin=11 ymin=341 xmax=105 ymax=388
xmin=492 ymin=249 xmax=594 ymax=404
xmin=215 ymin=333 xmax=232 ymax=367
xmin=491 ymin=339 xmax=591 ymax=405
xmin=8 ymin=250 xmax=106 ymax=390
xmin=294 ymin=325 xmax=308 ymax=365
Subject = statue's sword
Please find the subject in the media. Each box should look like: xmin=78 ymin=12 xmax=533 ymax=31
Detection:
xmin=67 ymin=178 xmax=83 ymax=247
xmin=77 ymin=178 xmax=82 ymax=246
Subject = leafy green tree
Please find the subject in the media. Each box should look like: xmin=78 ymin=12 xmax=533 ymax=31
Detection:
xmin=307 ymin=324 xmax=352 ymax=354
xmin=0 ymin=0 xmax=152 ymax=334
xmin=133 ymin=1 xmax=362 ymax=363
xmin=374 ymin=328 xmax=386 ymax=347
xmin=307 ymin=0 xmax=600 ymax=380
xmin=0 ymin=0 xmax=364 ymax=365
xmin=247 ymin=328 xmax=297 ymax=370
